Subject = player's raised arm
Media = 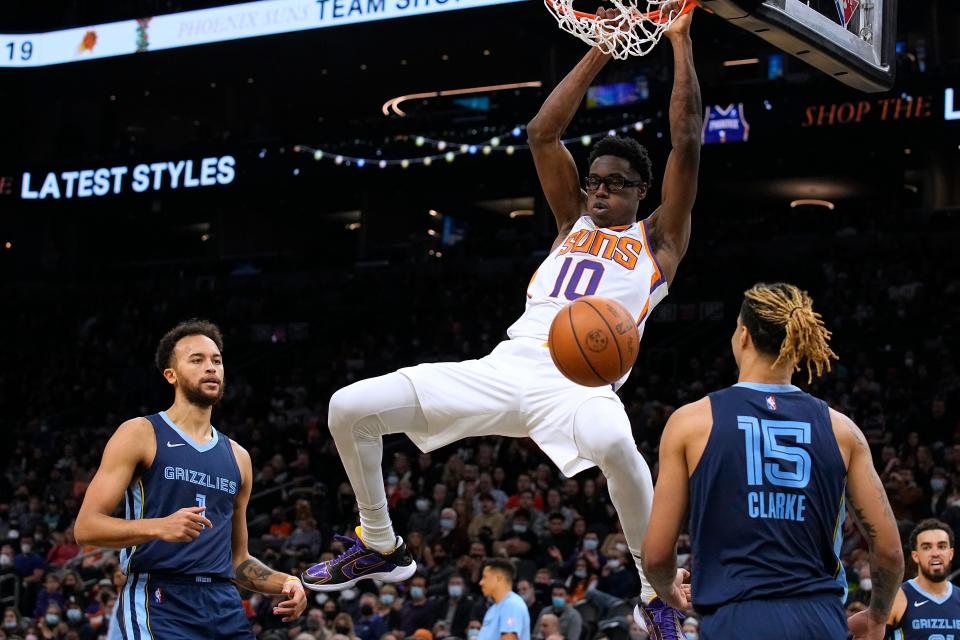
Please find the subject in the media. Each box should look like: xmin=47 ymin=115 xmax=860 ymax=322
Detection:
xmin=643 ymin=400 xmax=707 ymax=609
xmin=647 ymin=7 xmax=702 ymax=285
xmin=835 ymin=409 xmax=904 ymax=639
xmin=229 ymin=442 xmax=306 ymax=622
xmin=527 ymin=15 xmax=616 ymax=238
xmin=75 ymin=418 xmax=213 ymax=549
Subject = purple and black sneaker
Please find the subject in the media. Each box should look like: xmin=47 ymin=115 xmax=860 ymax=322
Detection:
xmin=301 ymin=528 xmax=417 ymax=592
xmin=634 ymin=598 xmax=685 ymax=640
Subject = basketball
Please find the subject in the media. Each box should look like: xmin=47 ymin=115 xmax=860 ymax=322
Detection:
xmin=548 ymin=296 xmax=640 ymax=387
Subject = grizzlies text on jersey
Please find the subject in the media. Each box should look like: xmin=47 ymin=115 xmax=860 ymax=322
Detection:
xmin=891 ymin=579 xmax=960 ymax=639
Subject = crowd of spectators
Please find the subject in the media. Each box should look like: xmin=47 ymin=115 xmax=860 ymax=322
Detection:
xmin=1 ymin=203 xmax=958 ymax=640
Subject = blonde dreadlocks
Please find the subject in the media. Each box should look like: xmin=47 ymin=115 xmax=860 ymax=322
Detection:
xmin=741 ymin=283 xmax=838 ymax=383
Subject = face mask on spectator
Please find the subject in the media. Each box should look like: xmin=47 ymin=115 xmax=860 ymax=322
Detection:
xmin=448 ymin=585 xmax=463 ymax=598
xmin=89 ymin=616 xmax=103 ymax=627
xmin=607 ymin=559 xmax=621 ymax=570
xmin=335 ymin=626 xmax=351 ymax=635
xmin=67 ymin=609 xmax=83 ymax=623
xmin=380 ymin=594 xmax=394 ymax=606
xmin=552 ymin=597 xmax=566 ymax=609
xmin=0 ymin=555 xmax=11 ymax=567
xmin=324 ymin=610 xmax=337 ymax=621
xmin=416 ymin=499 xmax=430 ymax=512
xmin=860 ymin=578 xmax=872 ymax=591
xmin=45 ymin=614 xmax=60 ymax=626
xmin=20 ymin=544 xmax=31 ymax=555
xmin=521 ymin=590 xmax=535 ymax=605
xmin=583 ymin=539 xmax=598 ymax=551
xmin=615 ymin=543 xmax=627 ymax=552
xmin=3 ymin=621 xmax=17 ymax=630
xmin=410 ymin=586 xmax=425 ymax=600
xmin=513 ymin=524 xmax=527 ymax=534
xmin=340 ymin=589 xmax=356 ymax=601
xmin=440 ymin=518 xmax=455 ymax=531
xmin=360 ymin=605 xmax=373 ymax=617
xmin=387 ymin=475 xmax=399 ymax=486
xmin=34 ymin=533 xmax=43 ymax=542
xmin=468 ymin=630 xmax=480 ymax=640
xmin=574 ymin=569 xmax=587 ymax=579
xmin=931 ymin=478 xmax=947 ymax=492
xmin=26 ymin=634 xmax=38 ymax=640
xmin=684 ymin=633 xmax=698 ymax=640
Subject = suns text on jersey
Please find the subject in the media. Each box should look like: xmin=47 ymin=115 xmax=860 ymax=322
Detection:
xmin=163 ymin=466 xmax=238 ymax=494
xmin=557 ymin=229 xmax=645 ymax=270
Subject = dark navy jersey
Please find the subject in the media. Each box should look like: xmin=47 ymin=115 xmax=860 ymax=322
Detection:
xmin=689 ymin=383 xmax=847 ymax=611
xmin=890 ymin=579 xmax=960 ymax=639
xmin=120 ymin=412 xmax=241 ymax=578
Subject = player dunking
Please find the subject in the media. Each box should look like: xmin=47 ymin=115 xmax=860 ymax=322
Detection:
xmin=852 ymin=519 xmax=959 ymax=639
xmin=642 ymin=283 xmax=904 ymax=640
xmin=302 ymin=6 xmax=701 ymax=635
xmin=75 ymin=320 xmax=307 ymax=639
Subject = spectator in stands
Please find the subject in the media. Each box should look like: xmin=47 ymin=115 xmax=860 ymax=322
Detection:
xmin=494 ymin=509 xmax=538 ymax=561
xmin=468 ymin=494 xmax=506 ymax=542
xmin=353 ymin=592 xmax=386 ymax=640
xmin=2 ymin=607 xmax=24 ymax=636
xmin=34 ymin=572 xmax=65 ymax=620
xmin=430 ymin=508 xmax=470 ymax=558
xmin=46 ymin=527 xmax=80 ymax=568
xmin=332 ymin=612 xmax=358 ymax=640
xmin=533 ymin=583 xmax=581 ymax=640
xmin=398 ymin=576 xmax=434 ymax=635
xmin=408 ymin=496 xmax=439 ymax=537
xmin=434 ymin=574 xmax=478 ymax=638
xmin=534 ymin=612 xmax=560 ymax=640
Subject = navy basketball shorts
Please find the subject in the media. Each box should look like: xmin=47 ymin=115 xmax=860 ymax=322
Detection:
xmin=700 ymin=594 xmax=847 ymax=640
xmin=117 ymin=572 xmax=254 ymax=639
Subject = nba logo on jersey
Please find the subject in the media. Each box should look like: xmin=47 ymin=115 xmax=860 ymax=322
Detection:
xmin=154 ymin=587 xmax=163 ymax=605
xmin=701 ymin=104 xmax=750 ymax=145
xmin=766 ymin=395 xmax=778 ymax=411
xmin=834 ymin=0 xmax=860 ymax=27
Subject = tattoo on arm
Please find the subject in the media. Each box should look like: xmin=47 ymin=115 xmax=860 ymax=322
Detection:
xmin=235 ymin=558 xmax=278 ymax=592
xmin=849 ymin=502 xmax=878 ymax=540
xmin=869 ymin=565 xmax=900 ymax=617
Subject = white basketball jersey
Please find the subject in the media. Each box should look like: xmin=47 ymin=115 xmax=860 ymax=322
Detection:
xmin=507 ymin=216 xmax=668 ymax=343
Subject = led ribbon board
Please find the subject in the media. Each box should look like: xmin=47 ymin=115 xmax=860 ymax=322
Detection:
xmin=0 ymin=0 xmax=524 ymax=68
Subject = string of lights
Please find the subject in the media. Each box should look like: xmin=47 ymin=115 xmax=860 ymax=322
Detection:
xmin=293 ymin=120 xmax=651 ymax=169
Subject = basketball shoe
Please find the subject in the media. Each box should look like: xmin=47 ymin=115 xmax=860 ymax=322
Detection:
xmin=301 ymin=527 xmax=416 ymax=592
xmin=634 ymin=598 xmax=685 ymax=640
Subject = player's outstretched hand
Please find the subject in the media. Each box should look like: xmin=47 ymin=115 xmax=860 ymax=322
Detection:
xmin=663 ymin=0 xmax=694 ymax=39
xmin=661 ymin=568 xmax=692 ymax=610
xmin=154 ymin=507 xmax=213 ymax=543
xmin=274 ymin=577 xmax=307 ymax=622
xmin=847 ymin=609 xmax=886 ymax=640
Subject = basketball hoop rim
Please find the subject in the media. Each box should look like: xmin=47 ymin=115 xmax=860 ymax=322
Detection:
xmin=549 ymin=0 xmax=699 ymax=25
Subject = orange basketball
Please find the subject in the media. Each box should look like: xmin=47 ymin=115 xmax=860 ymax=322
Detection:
xmin=548 ymin=296 xmax=640 ymax=387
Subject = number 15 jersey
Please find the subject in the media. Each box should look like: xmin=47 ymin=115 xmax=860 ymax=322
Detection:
xmin=507 ymin=216 xmax=668 ymax=343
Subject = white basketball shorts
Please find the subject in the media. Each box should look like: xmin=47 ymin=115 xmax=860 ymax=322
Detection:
xmin=398 ymin=337 xmax=623 ymax=476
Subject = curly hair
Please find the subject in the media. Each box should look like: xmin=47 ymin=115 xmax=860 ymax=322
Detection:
xmin=909 ymin=518 xmax=955 ymax=550
xmin=154 ymin=318 xmax=224 ymax=373
xmin=587 ymin=136 xmax=653 ymax=187
xmin=740 ymin=283 xmax=838 ymax=383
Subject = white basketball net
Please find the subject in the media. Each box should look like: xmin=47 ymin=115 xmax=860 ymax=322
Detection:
xmin=544 ymin=0 xmax=690 ymax=59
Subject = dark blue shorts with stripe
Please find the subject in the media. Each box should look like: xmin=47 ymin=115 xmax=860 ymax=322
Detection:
xmin=117 ymin=573 xmax=254 ymax=640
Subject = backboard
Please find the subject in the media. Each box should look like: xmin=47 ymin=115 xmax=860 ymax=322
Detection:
xmin=699 ymin=0 xmax=898 ymax=92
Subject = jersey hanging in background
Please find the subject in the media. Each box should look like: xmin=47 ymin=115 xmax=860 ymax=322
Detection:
xmin=835 ymin=0 xmax=860 ymax=28
xmin=701 ymin=104 xmax=750 ymax=145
